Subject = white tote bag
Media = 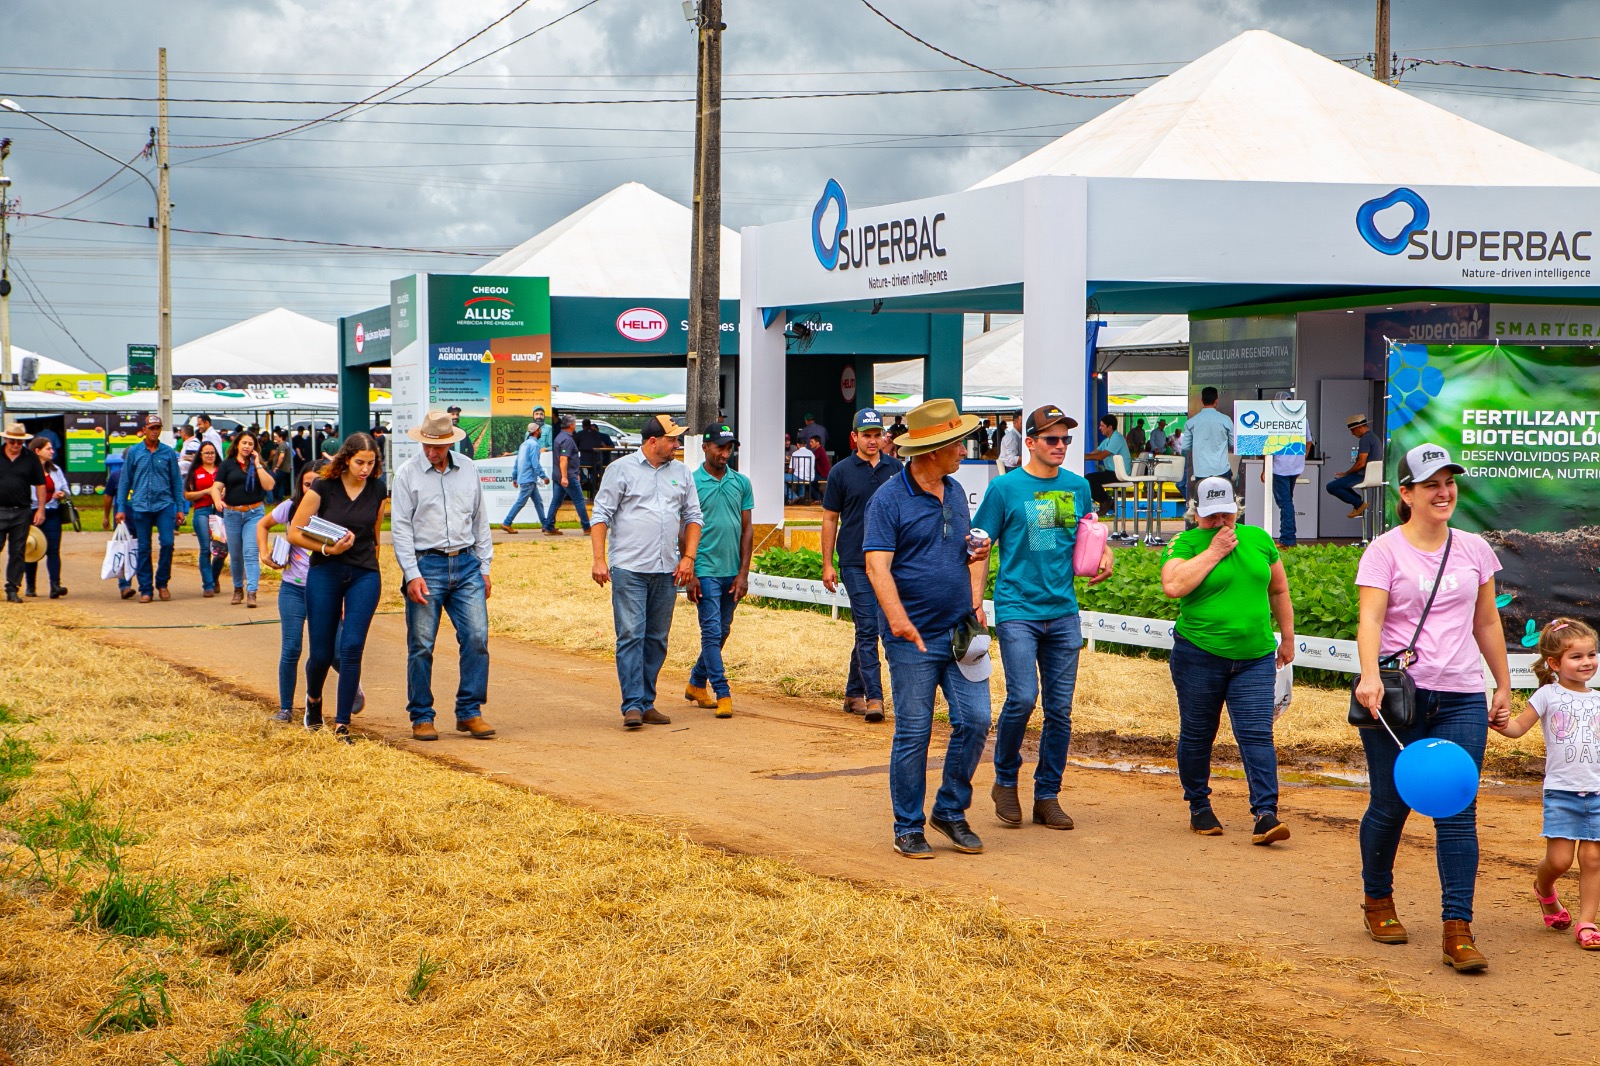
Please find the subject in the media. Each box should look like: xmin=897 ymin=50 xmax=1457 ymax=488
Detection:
xmin=102 ymin=522 xmax=131 ymax=581
xmin=209 ymin=514 xmax=228 ymax=544
xmin=1273 ymin=664 xmax=1293 ymax=722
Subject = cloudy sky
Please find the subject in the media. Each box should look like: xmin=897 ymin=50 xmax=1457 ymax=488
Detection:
xmin=3 ymin=0 xmax=1599 ymax=390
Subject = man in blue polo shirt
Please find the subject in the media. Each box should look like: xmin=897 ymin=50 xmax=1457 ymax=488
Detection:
xmin=684 ymin=422 xmax=754 ymax=719
xmin=864 ymin=398 xmax=992 ymax=860
xmin=973 ymin=404 xmax=1114 ymax=833
xmin=822 ymin=408 xmax=902 ymax=723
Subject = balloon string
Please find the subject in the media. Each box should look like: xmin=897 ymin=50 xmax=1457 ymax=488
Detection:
xmin=1373 ymin=706 xmax=1407 ymax=750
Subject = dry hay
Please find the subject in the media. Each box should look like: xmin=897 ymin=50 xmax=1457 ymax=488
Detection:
xmin=482 ymin=540 xmax=1545 ymax=764
xmin=0 ymin=615 xmax=1359 ymax=1066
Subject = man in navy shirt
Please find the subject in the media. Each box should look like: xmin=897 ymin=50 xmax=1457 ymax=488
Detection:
xmin=542 ymin=414 xmax=590 ymax=535
xmin=864 ymin=398 xmax=992 ymax=860
xmin=821 ymin=408 xmax=901 ymax=722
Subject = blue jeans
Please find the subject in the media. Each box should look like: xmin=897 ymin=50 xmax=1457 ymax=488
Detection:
xmin=1272 ymin=473 xmax=1297 ymax=547
xmin=544 ymin=473 xmax=589 ymax=532
xmin=885 ymin=632 xmax=993 ymax=837
xmin=223 ymin=504 xmax=264 ymax=592
xmin=23 ymin=509 xmax=63 ymax=591
xmin=1170 ymin=636 xmax=1280 ymax=817
xmin=503 ymin=481 xmax=546 ymax=527
xmin=405 ymin=553 xmax=490 ymax=724
xmin=994 ymin=614 xmax=1083 ymax=800
xmin=840 ymin=566 xmax=884 ymax=701
xmin=304 ymin=561 xmax=381 ymax=726
xmin=689 ymin=574 xmax=738 ymax=698
xmin=610 ymin=567 xmax=676 ymax=714
xmin=1360 ymin=688 xmax=1487 ymax=922
xmin=129 ymin=508 xmax=176 ymax=595
xmin=1326 ymin=471 xmax=1364 ymax=509
xmin=192 ymin=504 xmax=219 ymax=592
xmin=277 ymin=580 xmax=344 ymax=712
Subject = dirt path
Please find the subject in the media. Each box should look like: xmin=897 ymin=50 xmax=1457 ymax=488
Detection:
xmin=44 ymin=535 xmax=1595 ymax=1065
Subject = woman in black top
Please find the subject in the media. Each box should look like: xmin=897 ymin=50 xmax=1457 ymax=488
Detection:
xmin=288 ymin=433 xmax=387 ymax=740
xmin=215 ymin=431 xmax=276 ymax=607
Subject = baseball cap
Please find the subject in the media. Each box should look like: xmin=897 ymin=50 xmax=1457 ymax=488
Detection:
xmin=526 ymin=422 xmax=540 ymax=434
xmin=1195 ymin=476 xmax=1237 ymax=517
xmin=143 ymin=413 xmax=163 ymax=428
xmin=1025 ymin=404 xmax=1078 ymax=437
xmin=640 ymin=414 xmax=688 ymax=439
xmin=702 ymin=421 xmax=738 ymax=445
xmin=1397 ymin=442 xmax=1465 ymax=486
xmin=950 ymin=614 xmax=992 ymax=683
xmin=853 ymin=408 xmax=885 ymax=431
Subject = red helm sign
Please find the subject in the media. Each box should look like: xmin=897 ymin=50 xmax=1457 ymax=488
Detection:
xmin=616 ymin=307 xmax=668 ymax=342
xmin=354 ymin=322 xmax=365 ymax=353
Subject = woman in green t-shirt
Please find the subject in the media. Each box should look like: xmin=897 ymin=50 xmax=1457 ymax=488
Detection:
xmin=1159 ymin=476 xmax=1296 ymax=844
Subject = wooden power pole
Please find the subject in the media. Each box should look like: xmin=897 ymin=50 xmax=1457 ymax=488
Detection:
xmin=685 ymin=0 xmax=723 ymax=434
xmin=157 ymin=47 xmax=173 ymax=429
xmin=1374 ymin=0 xmax=1391 ymax=84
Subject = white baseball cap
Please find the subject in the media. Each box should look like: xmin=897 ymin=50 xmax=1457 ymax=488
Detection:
xmin=1397 ymin=442 xmax=1465 ymax=486
xmin=951 ymin=615 xmax=993 ymax=683
xmin=1195 ymin=476 xmax=1237 ymax=518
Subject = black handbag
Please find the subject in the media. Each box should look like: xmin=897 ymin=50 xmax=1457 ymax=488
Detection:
xmin=1349 ymin=531 xmax=1452 ymax=730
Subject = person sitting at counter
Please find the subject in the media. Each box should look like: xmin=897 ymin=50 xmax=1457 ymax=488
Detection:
xmin=1082 ymin=414 xmax=1132 ymax=517
xmin=1326 ymin=414 xmax=1381 ymax=520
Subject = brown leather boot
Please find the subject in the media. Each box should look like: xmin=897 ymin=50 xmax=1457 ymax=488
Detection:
xmin=1032 ymin=798 xmax=1075 ymax=830
xmin=231 ymin=588 xmax=244 ymax=605
xmin=455 ymin=716 xmax=496 ymax=739
xmin=1442 ymin=920 xmax=1487 ymax=972
xmin=685 ymin=683 xmax=716 ymax=708
xmin=863 ymin=699 xmax=885 ymax=723
xmin=412 ymin=721 xmax=439 ymax=742
xmin=991 ymin=783 xmax=1022 ymax=826
xmin=1361 ymin=895 xmax=1408 ymax=943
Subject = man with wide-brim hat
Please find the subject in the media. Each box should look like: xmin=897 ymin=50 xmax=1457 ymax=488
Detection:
xmin=392 ymin=410 xmax=497 ymax=742
xmin=1326 ymin=412 xmax=1381 ymax=520
xmin=0 ymin=423 xmax=48 ymax=604
xmin=862 ymin=398 xmax=994 ymax=859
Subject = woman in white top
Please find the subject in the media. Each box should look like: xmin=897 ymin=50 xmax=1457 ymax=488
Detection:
xmin=23 ymin=437 xmax=70 ymax=598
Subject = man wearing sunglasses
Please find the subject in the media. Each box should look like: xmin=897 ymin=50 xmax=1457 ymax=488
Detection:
xmin=973 ymin=404 xmax=1114 ymax=833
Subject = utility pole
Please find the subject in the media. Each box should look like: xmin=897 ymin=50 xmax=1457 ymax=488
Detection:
xmin=684 ymin=0 xmax=723 ymax=435
xmin=1374 ymin=0 xmax=1391 ymax=84
xmin=157 ymin=47 xmax=173 ymax=428
xmin=0 ymin=137 xmax=12 ymax=382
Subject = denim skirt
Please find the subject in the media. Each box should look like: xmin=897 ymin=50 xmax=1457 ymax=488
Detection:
xmin=1542 ymin=789 xmax=1600 ymax=841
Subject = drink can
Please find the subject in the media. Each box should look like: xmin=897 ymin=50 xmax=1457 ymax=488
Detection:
xmin=966 ymin=527 xmax=991 ymax=556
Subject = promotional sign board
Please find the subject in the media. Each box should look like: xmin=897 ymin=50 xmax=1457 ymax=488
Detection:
xmin=126 ymin=344 xmax=157 ymax=390
xmin=1232 ymin=400 xmax=1308 ymax=456
xmin=1489 ymin=304 xmax=1600 ymax=343
xmin=1190 ymin=315 xmax=1296 ymax=390
xmin=1384 ymin=341 xmax=1600 ymax=646
xmin=35 ymin=373 xmax=107 ymax=393
xmin=65 ymin=424 xmax=106 ymax=473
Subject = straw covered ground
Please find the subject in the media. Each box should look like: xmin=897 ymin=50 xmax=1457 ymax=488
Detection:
xmin=0 ymin=615 xmax=1366 ymax=1065
xmin=486 ymin=539 xmax=1545 ymax=768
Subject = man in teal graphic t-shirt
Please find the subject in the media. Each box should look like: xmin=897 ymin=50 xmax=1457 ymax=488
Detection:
xmin=972 ymin=404 xmax=1114 ymax=833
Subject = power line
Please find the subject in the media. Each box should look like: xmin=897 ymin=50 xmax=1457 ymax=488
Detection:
xmin=1400 ymin=55 xmax=1600 ymax=83
xmin=14 ymin=212 xmax=494 ymax=255
xmin=8 ymin=258 xmax=96 ymax=363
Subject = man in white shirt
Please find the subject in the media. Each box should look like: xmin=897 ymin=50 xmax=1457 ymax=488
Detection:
xmin=997 ymin=413 xmax=1024 ymax=472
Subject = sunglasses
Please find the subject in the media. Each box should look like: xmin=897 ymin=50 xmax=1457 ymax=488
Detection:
xmin=1033 ymin=434 xmax=1072 ymax=446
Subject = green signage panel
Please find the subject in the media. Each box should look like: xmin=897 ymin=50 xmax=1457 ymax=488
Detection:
xmin=65 ymin=427 xmax=105 ymax=473
xmin=427 ymin=275 xmax=551 ymax=343
xmin=126 ymin=343 xmax=157 ymax=390
xmin=340 ymin=305 xmax=391 ymax=367
xmin=391 ymin=275 xmax=419 ymax=351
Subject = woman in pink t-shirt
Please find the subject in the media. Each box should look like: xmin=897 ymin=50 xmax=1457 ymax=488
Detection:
xmin=1353 ymin=443 xmax=1511 ymax=973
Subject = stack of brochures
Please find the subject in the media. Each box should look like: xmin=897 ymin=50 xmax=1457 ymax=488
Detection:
xmin=269 ymin=534 xmax=292 ymax=567
xmin=297 ymin=515 xmax=351 ymax=546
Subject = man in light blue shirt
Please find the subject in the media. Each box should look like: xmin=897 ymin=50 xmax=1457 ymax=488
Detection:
xmin=591 ymin=415 xmax=703 ymax=730
xmin=114 ymin=414 xmax=185 ymax=602
xmin=1181 ymin=386 xmax=1234 ymax=525
xmin=1082 ymin=414 xmax=1132 ymax=517
xmin=500 ymin=421 xmax=548 ymax=533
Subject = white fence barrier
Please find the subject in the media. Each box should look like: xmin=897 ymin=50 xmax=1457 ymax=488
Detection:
xmin=748 ymin=572 xmax=1542 ymax=688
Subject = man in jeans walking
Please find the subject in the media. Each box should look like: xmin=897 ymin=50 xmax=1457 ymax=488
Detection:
xmin=973 ymin=404 xmax=1114 ymax=832
xmin=114 ymin=415 xmax=185 ymax=603
xmin=0 ymin=423 xmax=47 ymax=604
xmin=684 ymin=422 xmax=754 ymax=719
xmin=591 ymin=415 xmax=702 ymax=730
xmin=391 ymin=410 xmax=497 ymax=742
xmin=821 ymin=408 xmax=901 ymax=722
xmin=500 ymin=421 xmax=548 ymax=533
xmin=864 ymin=398 xmax=993 ymax=859
xmin=543 ymin=414 xmax=590 ymax=536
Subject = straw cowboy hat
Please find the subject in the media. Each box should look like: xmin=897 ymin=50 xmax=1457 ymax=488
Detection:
xmin=895 ymin=398 xmax=982 ymax=457
xmin=405 ymin=410 xmax=467 ymax=445
xmin=2 ymin=422 xmax=32 ymax=442
xmin=24 ymin=525 xmax=47 ymax=564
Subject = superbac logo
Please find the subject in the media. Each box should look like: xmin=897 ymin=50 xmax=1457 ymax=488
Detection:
xmin=617 ymin=307 xmax=668 ymax=342
xmin=463 ymin=285 xmax=514 ymax=322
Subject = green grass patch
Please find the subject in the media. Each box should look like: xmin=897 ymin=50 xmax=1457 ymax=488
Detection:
xmin=84 ymin=965 xmax=172 ymax=1037
xmin=73 ymin=869 xmax=187 ymax=939
xmin=8 ymin=780 xmax=141 ymax=864
xmin=182 ymin=1001 xmax=359 ymax=1066
xmin=403 ymin=949 xmax=443 ymax=1003
xmin=0 ymin=734 xmax=40 ymax=805
xmin=188 ymin=876 xmax=292 ymax=972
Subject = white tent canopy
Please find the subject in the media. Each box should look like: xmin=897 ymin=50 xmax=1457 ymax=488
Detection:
xmin=476 ymin=182 xmax=740 ymax=298
xmin=973 ymin=30 xmax=1600 ymax=189
xmin=110 ymin=308 xmax=337 ymax=377
xmin=8 ymin=345 xmax=95 ymax=377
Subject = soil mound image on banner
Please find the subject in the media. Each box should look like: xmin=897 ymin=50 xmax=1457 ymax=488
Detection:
xmin=1385 ymin=341 xmax=1600 ymax=646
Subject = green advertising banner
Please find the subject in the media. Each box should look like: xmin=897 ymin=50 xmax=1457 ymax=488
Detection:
xmin=426 ymin=275 xmax=551 ymax=343
xmin=390 ymin=275 xmax=418 ymax=351
xmin=1385 ymin=341 xmax=1600 ymax=645
xmin=126 ymin=343 xmax=157 ymax=390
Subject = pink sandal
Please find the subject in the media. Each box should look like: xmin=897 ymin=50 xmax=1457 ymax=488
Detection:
xmin=1574 ymin=923 xmax=1600 ymax=950
xmin=1538 ymin=887 xmax=1573 ymax=931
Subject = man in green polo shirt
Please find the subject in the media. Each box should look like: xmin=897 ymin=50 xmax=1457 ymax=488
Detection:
xmin=685 ymin=422 xmax=755 ymax=718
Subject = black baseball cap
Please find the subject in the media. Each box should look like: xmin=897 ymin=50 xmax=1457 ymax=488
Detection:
xmin=1025 ymin=404 xmax=1078 ymax=437
xmin=702 ymin=421 xmax=738 ymax=445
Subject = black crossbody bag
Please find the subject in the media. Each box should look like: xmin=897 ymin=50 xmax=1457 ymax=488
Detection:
xmin=1348 ymin=531 xmax=1452 ymax=730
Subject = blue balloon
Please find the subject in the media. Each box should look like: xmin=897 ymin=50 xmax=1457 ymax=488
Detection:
xmin=1394 ymin=738 xmax=1479 ymax=819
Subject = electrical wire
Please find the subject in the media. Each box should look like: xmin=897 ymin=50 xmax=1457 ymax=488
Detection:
xmin=8 ymin=259 xmax=97 ymax=363
xmin=13 ymin=212 xmax=494 ymax=255
xmin=853 ymin=0 xmax=1134 ymax=99
xmin=1400 ymin=55 xmax=1600 ymax=83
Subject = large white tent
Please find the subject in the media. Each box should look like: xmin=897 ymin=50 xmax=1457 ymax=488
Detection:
xmin=5 ymin=344 xmax=96 ymax=378
xmin=476 ymin=181 xmax=740 ymax=298
xmin=110 ymin=307 xmax=336 ymax=378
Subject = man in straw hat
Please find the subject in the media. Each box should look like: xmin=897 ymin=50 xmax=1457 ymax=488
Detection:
xmin=1326 ymin=413 xmax=1382 ymax=519
xmin=974 ymin=404 xmax=1113 ymax=833
xmin=114 ymin=414 xmax=185 ymax=604
xmin=392 ymin=411 xmax=497 ymax=741
xmin=0 ymin=423 xmax=48 ymax=603
xmin=863 ymin=398 xmax=994 ymax=859
xmin=591 ymin=414 xmax=703 ymax=730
